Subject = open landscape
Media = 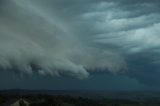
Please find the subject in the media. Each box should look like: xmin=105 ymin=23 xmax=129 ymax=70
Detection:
xmin=0 ymin=0 xmax=160 ymax=106
xmin=1 ymin=90 xmax=160 ymax=106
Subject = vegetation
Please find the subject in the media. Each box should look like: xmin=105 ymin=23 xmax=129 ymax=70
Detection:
xmin=0 ymin=94 xmax=160 ymax=106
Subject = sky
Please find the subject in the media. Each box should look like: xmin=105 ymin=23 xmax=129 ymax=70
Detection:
xmin=0 ymin=0 xmax=160 ymax=90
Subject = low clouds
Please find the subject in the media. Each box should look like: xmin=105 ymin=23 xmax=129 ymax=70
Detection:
xmin=0 ymin=0 xmax=126 ymax=79
xmin=0 ymin=0 xmax=160 ymax=86
xmin=83 ymin=0 xmax=160 ymax=85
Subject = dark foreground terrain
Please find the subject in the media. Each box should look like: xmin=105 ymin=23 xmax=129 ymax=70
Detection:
xmin=1 ymin=90 xmax=160 ymax=106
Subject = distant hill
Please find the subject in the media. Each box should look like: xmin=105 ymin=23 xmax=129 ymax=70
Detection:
xmin=1 ymin=89 xmax=160 ymax=99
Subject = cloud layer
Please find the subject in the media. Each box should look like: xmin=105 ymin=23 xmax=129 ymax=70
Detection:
xmin=82 ymin=0 xmax=160 ymax=85
xmin=0 ymin=0 xmax=160 ymax=85
xmin=0 ymin=0 xmax=126 ymax=79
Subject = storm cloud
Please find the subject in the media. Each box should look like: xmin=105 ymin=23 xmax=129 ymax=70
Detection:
xmin=0 ymin=0 xmax=160 ymax=86
xmin=0 ymin=0 xmax=126 ymax=79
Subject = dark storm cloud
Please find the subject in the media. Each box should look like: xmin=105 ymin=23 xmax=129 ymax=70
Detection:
xmin=0 ymin=0 xmax=160 ymax=86
xmin=78 ymin=0 xmax=160 ymax=86
xmin=0 ymin=0 xmax=126 ymax=80
xmin=126 ymin=54 xmax=160 ymax=86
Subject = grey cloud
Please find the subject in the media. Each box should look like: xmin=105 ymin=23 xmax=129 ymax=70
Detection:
xmin=0 ymin=0 xmax=160 ymax=86
xmin=0 ymin=0 xmax=126 ymax=79
xmin=79 ymin=0 xmax=160 ymax=85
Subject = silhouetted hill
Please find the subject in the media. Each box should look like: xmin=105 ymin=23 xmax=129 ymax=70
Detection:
xmin=1 ymin=89 xmax=160 ymax=99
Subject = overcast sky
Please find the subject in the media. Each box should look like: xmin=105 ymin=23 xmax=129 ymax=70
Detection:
xmin=0 ymin=0 xmax=160 ymax=90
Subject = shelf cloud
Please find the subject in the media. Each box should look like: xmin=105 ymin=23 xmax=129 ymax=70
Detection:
xmin=0 ymin=0 xmax=160 ymax=85
xmin=0 ymin=0 xmax=126 ymax=79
